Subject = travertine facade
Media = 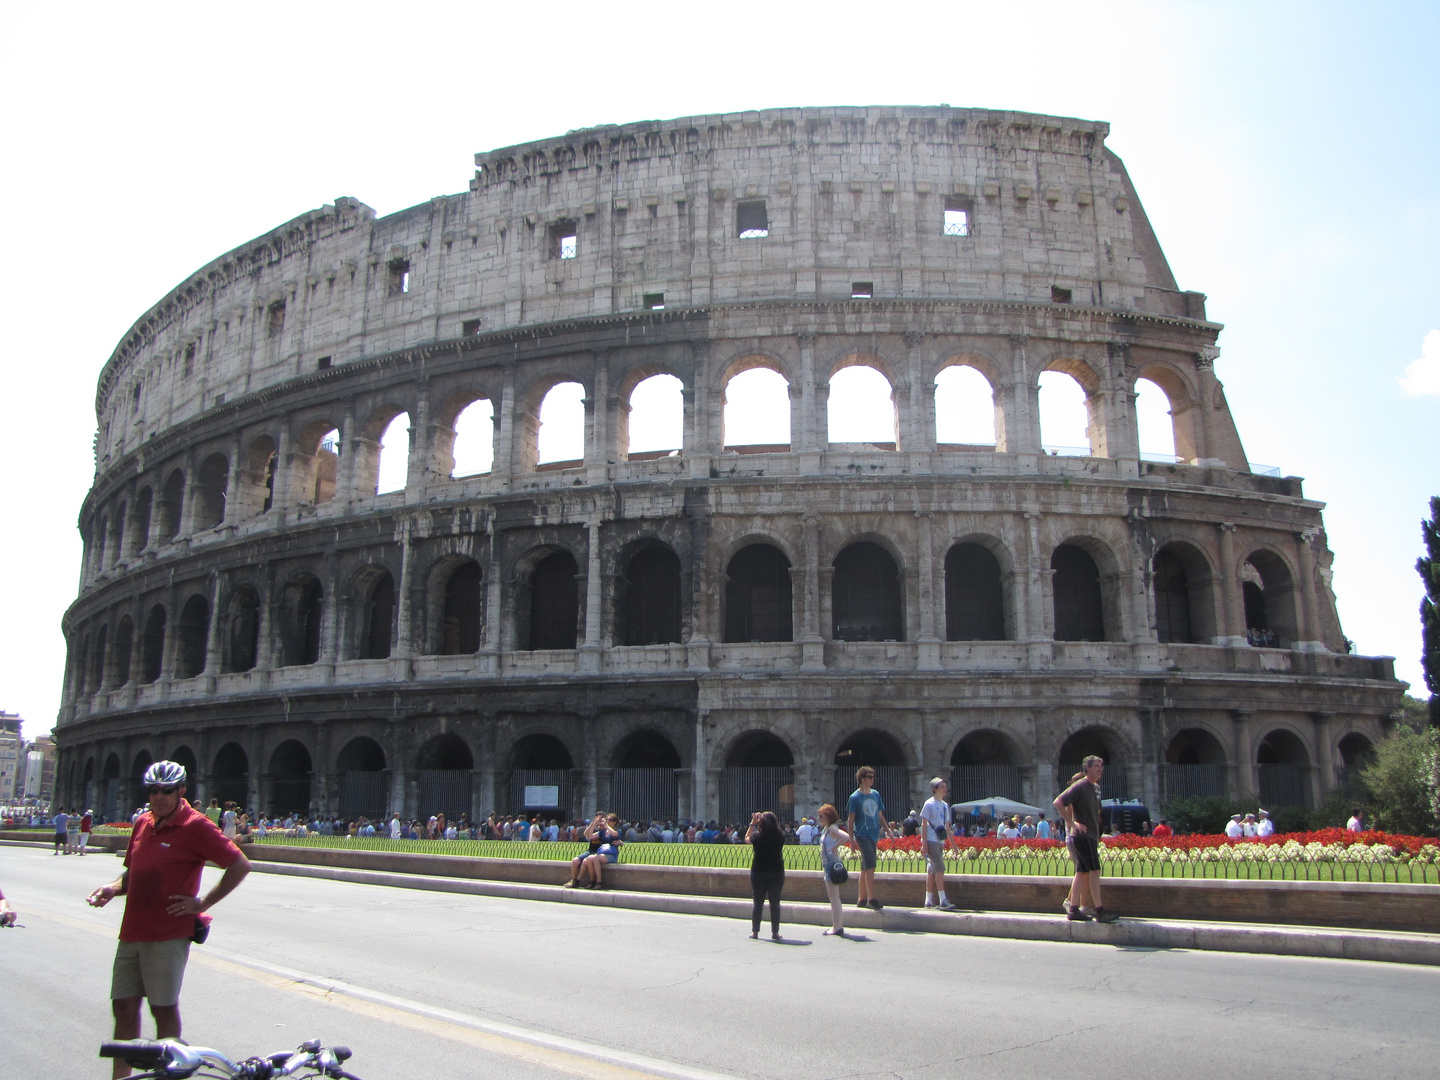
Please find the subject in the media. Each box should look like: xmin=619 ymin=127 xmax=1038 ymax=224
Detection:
xmin=55 ymin=107 xmax=1403 ymax=824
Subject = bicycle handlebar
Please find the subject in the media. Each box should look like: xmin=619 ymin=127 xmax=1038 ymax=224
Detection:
xmin=99 ymin=1038 xmax=360 ymax=1078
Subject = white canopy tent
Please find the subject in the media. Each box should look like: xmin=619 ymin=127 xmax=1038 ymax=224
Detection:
xmin=951 ymin=796 xmax=1047 ymax=818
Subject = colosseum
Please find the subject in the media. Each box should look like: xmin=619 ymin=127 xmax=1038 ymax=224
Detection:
xmin=54 ymin=106 xmax=1405 ymax=826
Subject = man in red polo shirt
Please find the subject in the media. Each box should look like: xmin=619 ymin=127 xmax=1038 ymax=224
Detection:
xmin=87 ymin=761 xmax=250 ymax=1078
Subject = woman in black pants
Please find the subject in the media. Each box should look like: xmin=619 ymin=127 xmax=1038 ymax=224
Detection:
xmin=746 ymin=810 xmax=786 ymax=940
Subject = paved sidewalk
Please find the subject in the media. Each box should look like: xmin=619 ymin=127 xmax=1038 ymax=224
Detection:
xmin=251 ymin=858 xmax=1440 ymax=967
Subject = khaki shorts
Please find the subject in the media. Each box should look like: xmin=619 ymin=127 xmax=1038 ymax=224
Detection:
xmin=111 ymin=938 xmax=191 ymax=1006
xmin=925 ymin=840 xmax=946 ymax=874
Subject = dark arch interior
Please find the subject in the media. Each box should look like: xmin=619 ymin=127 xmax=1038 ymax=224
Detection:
xmin=832 ymin=542 xmax=903 ymax=641
xmin=112 ymin=618 xmax=134 ymax=688
xmin=270 ymin=740 xmax=313 ymax=776
xmin=169 ymin=745 xmax=199 ymax=779
xmin=102 ymin=754 xmax=122 ymax=780
xmin=614 ymin=729 xmax=682 ymax=769
xmin=620 ymin=545 xmax=682 ymax=646
xmin=1057 ymin=728 xmax=1124 ymax=794
xmin=1337 ymin=733 xmax=1375 ymax=768
xmin=176 ymin=595 xmax=210 ymax=679
xmin=528 ymin=552 xmax=579 ymax=650
xmin=363 ymin=572 xmax=395 ymax=659
xmin=416 ymin=733 xmax=475 ymax=771
xmin=213 ymin=743 xmax=249 ymax=778
xmin=1153 ymin=547 xmax=1195 ymax=644
xmin=835 ymin=730 xmax=904 ymax=768
xmin=441 ymin=560 xmax=482 ymax=654
xmin=1052 ymin=544 xmax=1104 ymax=642
xmin=336 ymin=736 xmax=386 ymax=772
xmin=1165 ymin=727 xmax=1227 ymax=765
xmin=280 ymin=576 xmax=324 ymax=666
xmin=726 ymin=731 xmax=794 ymax=768
xmin=945 ymin=543 xmax=1005 ymax=641
xmin=1257 ymin=729 xmax=1309 ymax=766
xmin=510 ymin=733 xmax=572 ymax=770
xmin=1244 ymin=552 xmax=1297 ymax=647
xmin=952 ymin=730 xmax=1018 ymax=767
xmin=225 ymin=587 xmax=260 ymax=673
xmin=724 ymin=543 xmax=793 ymax=643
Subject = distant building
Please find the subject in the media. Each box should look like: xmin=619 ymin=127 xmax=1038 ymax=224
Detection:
xmin=0 ymin=713 xmax=20 ymax=803
xmin=21 ymin=735 xmax=57 ymax=805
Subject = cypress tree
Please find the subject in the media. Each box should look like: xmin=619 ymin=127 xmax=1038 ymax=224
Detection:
xmin=1420 ymin=497 xmax=1440 ymax=726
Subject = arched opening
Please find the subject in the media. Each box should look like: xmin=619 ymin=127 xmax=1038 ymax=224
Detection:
xmin=74 ymin=634 xmax=90 ymax=698
xmin=279 ymin=575 xmax=323 ymax=666
xmin=1243 ymin=551 xmax=1298 ymax=648
xmin=721 ymin=732 xmax=794 ymax=824
xmin=1257 ymin=729 xmax=1311 ymax=808
xmin=438 ymin=560 xmax=482 ymax=655
xmin=112 ymin=503 xmax=128 ymax=564
xmin=193 ymin=453 xmax=229 ymax=530
xmin=336 ymin=736 xmax=387 ymax=818
xmin=374 ymin=412 xmax=410 ymax=495
xmin=112 ymin=617 xmax=134 ymax=688
xmin=508 ymin=733 xmax=573 ymax=818
xmin=268 ymin=740 xmax=313 ymax=815
xmin=950 ymin=730 xmax=1023 ymax=801
xmin=723 ymin=544 xmax=793 ymax=643
xmin=241 ymin=436 xmax=278 ymax=516
xmin=619 ymin=544 xmax=682 ymax=645
xmin=212 ymin=743 xmax=249 ymax=811
xmin=141 ymin=605 xmax=166 ymax=683
xmin=626 ymin=374 xmax=683 ymax=459
xmin=132 ymin=487 xmax=153 ymax=552
xmin=360 ymin=571 xmax=395 ymax=660
xmin=832 ymin=542 xmax=903 ymax=641
xmin=90 ymin=625 xmax=108 ymax=693
xmin=1057 ymin=728 xmax=1127 ymax=799
xmin=722 ymin=367 xmax=790 ymax=450
xmin=223 ymin=586 xmax=260 ymax=673
xmin=1051 ymin=544 xmax=1105 ymax=642
xmin=524 ymin=551 xmax=579 ymax=650
xmin=1163 ymin=728 xmax=1228 ymax=800
xmin=834 ymin=730 xmax=909 ymax=816
xmin=1038 ymin=368 xmax=1095 ymax=456
xmin=293 ymin=424 xmax=340 ymax=506
xmin=129 ymin=750 xmax=154 ymax=815
xmin=175 ymin=594 xmax=210 ymax=679
xmin=1153 ymin=542 xmax=1217 ymax=644
xmin=449 ymin=399 xmax=495 ymax=478
xmin=170 ymin=746 xmax=199 ymax=796
xmin=827 ymin=365 xmax=896 ymax=449
xmin=417 ymin=733 xmax=474 ymax=817
xmin=82 ymin=756 xmax=96 ymax=815
xmin=101 ymin=753 xmax=122 ymax=822
xmin=1336 ymin=732 xmax=1375 ymax=795
xmin=159 ymin=469 xmax=185 ymax=541
xmin=611 ymin=729 xmax=681 ymax=823
xmin=1134 ymin=377 xmax=1177 ymax=462
xmin=934 ymin=364 xmax=997 ymax=449
xmin=94 ymin=516 xmax=108 ymax=572
xmin=945 ymin=542 xmax=1006 ymax=640
xmin=537 ymin=382 xmax=585 ymax=467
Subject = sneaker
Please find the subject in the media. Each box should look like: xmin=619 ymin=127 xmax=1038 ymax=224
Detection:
xmin=856 ymin=900 xmax=871 ymax=910
xmin=868 ymin=900 xmax=884 ymax=912
xmin=1066 ymin=905 xmax=1093 ymax=922
xmin=939 ymin=901 xmax=959 ymax=912
xmin=1094 ymin=907 xmax=1120 ymax=923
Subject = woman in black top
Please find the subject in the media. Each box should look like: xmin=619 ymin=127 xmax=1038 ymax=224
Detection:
xmin=746 ymin=810 xmax=786 ymax=940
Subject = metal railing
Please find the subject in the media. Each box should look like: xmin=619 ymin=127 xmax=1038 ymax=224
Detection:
xmin=949 ymin=766 xmax=1024 ymax=803
xmin=338 ymin=772 xmax=387 ymax=818
xmin=833 ymin=766 xmax=911 ymax=819
xmin=719 ymin=767 xmax=794 ymax=824
xmin=418 ymin=770 xmax=472 ymax=818
xmin=610 ymin=768 xmax=679 ymax=823
xmin=1163 ymin=764 xmax=1226 ymax=801
xmin=1258 ymin=765 xmax=1310 ymax=809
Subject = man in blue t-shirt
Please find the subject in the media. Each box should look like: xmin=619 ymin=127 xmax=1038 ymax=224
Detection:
xmin=845 ymin=766 xmax=889 ymax=910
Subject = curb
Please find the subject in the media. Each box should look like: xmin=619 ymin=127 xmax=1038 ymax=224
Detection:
xmin=251 ymin=860 xmax=1440 ymax=967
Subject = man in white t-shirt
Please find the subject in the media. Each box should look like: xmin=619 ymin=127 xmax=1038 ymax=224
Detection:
xmin=1346 ymin=808 xmax=1365 ymax=833
xmin=1255 ymin=809 xmax=1275 ymax=838
xmin=389 ymin=813 xmax=402 ymax=839
xmin=795 ymin=818 xmax=817 ymax=845
xmin=919 ymin=778 xmax=958 ymax=911
xmin=1241 ymin=813 xmax=1258 ymax=838
xmin=1224 ymin=814 xmax=1244 ymax=839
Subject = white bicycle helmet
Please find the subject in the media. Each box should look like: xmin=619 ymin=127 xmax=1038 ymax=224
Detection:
xmin=143 ymin=760 xmax=187 ymax=787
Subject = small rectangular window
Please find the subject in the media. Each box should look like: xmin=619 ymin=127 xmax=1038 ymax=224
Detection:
xmin=642 ymin=293 xmax=665 ymax=310
xmin=549 ymin=220 xmax=578 ymax=260
xmin=132 ymin=383 xmax=142 ymax=413
xmin=267 ymin=300 xmax=286 ymax=336
xmin=388 ymin=259 xmax=411 ymax=296
xmin=462 ymin=319 xmax=481 ymax=337
xmin=943 ymin=198 xmax=971 ymax=237
xmin=213 ymin=393 xmax=225 ymax=407
xmin=1051 ymin=286 xmax=1073 ymax=304
xmin=317 ymin=356 xmax=332 ymax=370
xmin=851 ymin=282 xmax=873 ymax=299
xmin=736 ymin=200 xmax=769 ymax=239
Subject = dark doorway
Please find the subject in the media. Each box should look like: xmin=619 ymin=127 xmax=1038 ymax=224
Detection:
xmin=337 ymin=737 xmax=387 ymax=818
xmin=950 ymin=731 xmax=1023 ymax=801
xmin=508 ymin=733 xmax=573 ymax=818
xmin=724 ymin=544 xmax=793 ymax=643
xmin=440 ymin=561 xmax=482 ymax=655
xmin=721 ymin=732 xmax=794 ymax=824
xmin=832 ymin=542 xmax=903 ymax=641
xmin=611 ymin=730 xmax=681 ymax=822
xmin=527 ymin=552 xmax=579 ymax=649
xmin=175 ymin=595 xmax=210 ymax=679
xmin=1052 ymin=544 xmax=1104 ymax=642
xmin=362 ymin=573 xmax=395 ymax=660
xmin=224 ymin=587 xmax=260 ymax=673
xmin=142 ymin=606 xmax=166 ymax=683
xmin=268 ymin=740 xmax=313 ymax=815
xmin=945 ymin=543 xmax=1005 ymax=640
xmin=213 ymin=743 xmax=249 ymax=810
xmin=417 ymin=733 xmax=474 ymax=818
xmin=620 ymin=545 xmax=682 ymax=645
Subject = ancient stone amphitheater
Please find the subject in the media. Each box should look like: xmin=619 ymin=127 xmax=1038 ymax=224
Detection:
xmin=56 ymin=107 xmax=1403 ymax=825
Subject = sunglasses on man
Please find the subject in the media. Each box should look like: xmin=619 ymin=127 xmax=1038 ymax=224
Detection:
xmin=146 ymin=784 xmax=183 ymax=796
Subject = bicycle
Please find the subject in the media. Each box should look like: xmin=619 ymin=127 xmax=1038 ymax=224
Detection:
xmin=98 ymin=1038 xmax=362 ymax=1079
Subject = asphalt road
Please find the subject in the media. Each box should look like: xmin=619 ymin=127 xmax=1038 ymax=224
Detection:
xmin=2 ymin=845 xmax=1437 ymax=1080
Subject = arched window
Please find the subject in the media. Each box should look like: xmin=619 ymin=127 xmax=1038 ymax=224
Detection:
xmin=619 ymin=545 xmax=682 ymax=645
xmin=1242 ymin=552 xmax=1298 ymax=648
xmin=91 ymin=624 xmax=108 ymax=691
xmin=375 ymin=413 xmax=411 ymax=495
xmin=440 ymin=560 xmax=482 ymax=655
xmin=1153 ymin=543 xmax=1217 ymax=644
xmin=832 ymin=542 xmax=903 ymax=641
xmin=827 ymin=365 xmax=895 ymax=448
xmin=1038 ymin=370 xmax=1092 ymax=456
xmin=724 ymin=544 xmax=793 ymax=643
xmin=1057 ymin=728 xmax=1126 ymax=797
xmin=112 ymin=617 xmax=134 ymax=688
xmin=337 ymin=737 xmax=387 ymax=818
xmin=526 ymin=552 xmax=579 ymax=649
xmin=241 ymin=437 xmax=278 ymax=516
xmin=292 ymin=424 xmax=340 ymax=506
xmin=723 ymin=368 xmax=790 ymax=449
xmin=312 ymin=428 xmax=340 ymax=503
xmin=224 ymin=586 xmax=260 ymax=673
xmin=1134 ymin=377 xmax=1177 ymax=462
xmin=269 ymin=740 xmax=313 ymax=815
xmin=193 ymin=454 xmax=229 ymax=530
xmin=361 ymin=572 xmax=395 ymax=660
xmin=627 ymin=374 xmax=683 ymax=458
xmin=279 ymin=575 xmax=324 ymax=666
xmin=212 ymin=742 xmax=249 ymax=809
xmin=112 ymin=503 xmax=128 ymax=563
xmin=450 ymin=399 xmax=495 ymax=477
xmin=934 ymin=365 xmax=996 ymax=448
xmin=1163 ymin=728 xmax=1227 ymax=800
xmin=175 ymin=595 xmax=210 ymax=679
xmin=141 ymin=606 xmax=166 ymax=684
xmin=537 ymin=382 xmax=585 ymax=466
xmin=159 ymin=469 xmax=186 ymax=540
xmin=1051 ymin=544 xmax=1105 ymax=642
xmin=945 ymin=543 xmax=1006 ymax=640
xmin=131 ymin=487 xmax=153 ymax=551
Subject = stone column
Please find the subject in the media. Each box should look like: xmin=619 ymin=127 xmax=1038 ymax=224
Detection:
xmin=1022 ymin=512 xmax=1047 ymax=641
xmin=477 ymin=718 xmax=496 ymax=818
xmin=796 ymin=333 xmax=819 ymax=459
xmin=393 ymin=518 xmax=416 ymax=659
xmin=204 ymin=571 xmax=225 ymax=676
xmin=271 ymin=418 xmax=293 ymax=514
xmin=1312 ymin=712 xmax=1335 ymax=805
xmin=1006 ymin=334 xmax=1039 ymax=455
xmin=177 ymin=448 xmax=199 ymax=537
xmin=222 ymin=433 xmax=243 ymax=527
xmin=687 ymin=340 xmax=716 ymax=479
xmin=1191 ymin=350 xmax=1221 ymax=465
xmin=313 ymin=721 xmax=331 ymax=817
xmin=492 ymin=362 xmax=517 ymax=489
xmin=407 ymin=388 xmax=430 ymax=499
xmin=1230 ymin=710 xmax=1255 ymax=800
xmin=1215 ymin=523 xmax=1246 ymax=645
xmin=582 ymin=713 xmax=599 ymax=818
xmin=579 ymin=518 xmax=604 ymax=673
xmin=915 ymin=511 xmax=941 ymax=670
xmin=903 ymin=330 xmax=930 ymax=455
xmin=338 ymin=404 xmax=360 ymax=505
xmin=246 ymin=725 xmax=263 ymax=813
xmin=585 ymin=350 xmax=610 ymax=485
xmin=800 ymin=512 xmax=825 ymax=670
xmin=256 ymin=568 xmax=276 ymax=672
xmin=320 ymin=555 xmax=340 ymax=665
xmin=692 ymin=710 xmax=710 ymax=823
xmin=1294 ymin=531 xmax=1325 ymax=652
xmin=159 ymin=583 xmax=183 ymax=682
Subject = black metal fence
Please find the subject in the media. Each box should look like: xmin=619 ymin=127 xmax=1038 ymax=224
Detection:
xmin=833 ymin=765 xmax=910 ymax=820
xmin=1163 ymin=764 xmax=1227 ymax=801
xmin=949 ymin=765 xmax=1024 ymax=803
xmin=419 ymin=770 xmax=472 ymax=818
xmin=610 ymin=768 xmax=679 ymax=823
xmin=719 ymin=766 xmax=794 ymax=824
xmin=508 ymin=769 xmax=576 ymax=819
xmin=339 ymin=772 xmax=387 ymax=818
xmin=1259 ymin=765 xmax=1310 ymax=808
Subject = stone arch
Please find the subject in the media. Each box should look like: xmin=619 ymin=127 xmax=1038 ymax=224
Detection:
xmin=223 ymin=585 xmax=261 ymax=673
xmin=193 ymin=453 xmax=230 ymax=531
xmin=723 ymin=541 xmax=794 ymax=643
xmin=141 ymin=604 xmax=166 ymax=683
xmin=616 ymin=541 xmax=682 ymax=645
xmin=508 ymin=732 xmax=573 ymax=770
xmin=1337 ymin=732 xmax=1375 ymax=769
xmin=129 ymin=748 xmax=155 ymax=812
xmin=359 ymin=405 xmax=411 ymax=496
xmin=336 ymin=735 xmax=387 ymax=818
xmin=336 ymin=735 xmax=387 ymax=773
xmin=278 ymin=572 xmax=324 ymax=666
xmin=1256 ymin=726 xmax=1312 ymax=808
xmin=111 ymin=616 xmax=134 ymax=688
xmin=619 ymin=370 xmax=685 ymax=460
xmin=1038 ymin=355 xmax=1107 ymax=457
xmin=158 ymin=468 xmax=186 ymax=541
xmin=175 ymin=593 xmax=210 ymax=679
xmin=431 ymin=382 xmax=501 ymax=480
xmin=719 ymin=729 xmax=795 ymax=823
xmin=292 ymin=418 xmax=341 ymax=505
xmin=1056 ymin=726 xmax=1130 ymax=798
xmin=169 ymin=745 xmax=199 ymax=786
xmin=1051 ymin=537 xmax=1123 ymax=642
xmin=720 ymin=355 xmax=791 ymax=450
xmin=934 ymin=353 xmax=1004 ymax=450
xmin=427 ymin=556 xmax=483 ymax=655
xmin=611 ymin=729 xmax=682 ymax=769
xmin=834 ymin=727 xmax=913 ymax=815
xmin=268 ymin=739 xmax=313 ymax=815
xmin=131 ymin=486 xmax=153 ymax=552
xmin=516 ymin=547 xmax=580 ymax=650
xmin=831 ymin=540 xmax=904 ymax=641
xmin=514 ymin=369 xmax=590 ymax=471
xmin=1242 ymin=547 xmax=1299 ymax=648
xmin=213 ymin=742 xmax=249 ymax=809
xmin=1132 ymin=362 xmax=1201 ymax=463
xmin=351 ymin=564 xmax=396 ymax=660
xmin=945 ymin=540 xmax=1008 ymax=641
xmin=1162 ymin=725 xmax=1229 ymax=800
xmin=1152 ymin=540 xmax=1217 ymax=644
xmin=825 ymin=353 xmax=898 ymax=449
xmin=950 ymin=728 xmax=1026 ymax=801
xmin=238 ymin=435 xmax=278 ymax=517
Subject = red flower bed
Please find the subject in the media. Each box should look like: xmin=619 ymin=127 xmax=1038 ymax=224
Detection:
xmin=877 ymin=828 xmax=1433 ymax=856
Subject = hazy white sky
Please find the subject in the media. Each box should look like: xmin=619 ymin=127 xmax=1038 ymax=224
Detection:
xmin=2 ymin=1 xmax=1435 ymax=737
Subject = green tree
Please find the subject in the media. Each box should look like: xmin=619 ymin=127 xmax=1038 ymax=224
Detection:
xmin=1359 ymin=726 xmax=1440 ymax=837
xmin=1420 ymin=496 xmax=1439 ymax=726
